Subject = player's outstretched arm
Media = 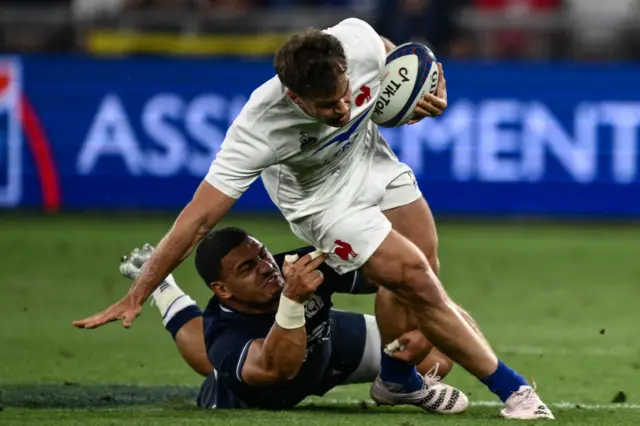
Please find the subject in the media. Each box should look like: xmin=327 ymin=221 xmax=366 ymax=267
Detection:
xmin=240 ymin=252 xmax=326 ymax=386
xmin=72 ymin=180 xmax=236 ymax=330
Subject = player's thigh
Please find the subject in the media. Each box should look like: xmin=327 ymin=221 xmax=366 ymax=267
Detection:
xmin=384 ymin=195 xmax=439 ymax=270
xmin=361 ymin=227 xmax=444 ymax=306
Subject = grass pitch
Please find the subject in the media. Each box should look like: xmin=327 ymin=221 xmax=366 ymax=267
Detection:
xmin=1 ymin=213 xmax=639 ymax=425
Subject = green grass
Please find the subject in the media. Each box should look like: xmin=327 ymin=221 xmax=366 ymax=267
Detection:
xmin=1 ymin=213 xmax=640 ymax=425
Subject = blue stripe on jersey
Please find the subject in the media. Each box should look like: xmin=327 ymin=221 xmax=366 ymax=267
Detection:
xmin=312 ymin=105 xmax=373 ymax=155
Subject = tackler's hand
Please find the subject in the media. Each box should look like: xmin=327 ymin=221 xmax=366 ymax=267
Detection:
xmin=384 ymin=329 xmax=433 ymax=365
xmin=408 ymin=62 xmax=447 ymax=124
xmin=282 ymin=250 xmax=326 ymax=304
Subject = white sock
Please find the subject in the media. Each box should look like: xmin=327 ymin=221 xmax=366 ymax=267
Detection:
xmin=151 ymin=274 xmax=196 ymax=326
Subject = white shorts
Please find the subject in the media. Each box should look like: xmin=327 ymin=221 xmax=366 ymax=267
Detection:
xmin=289 ymin=137 xmax=422 ymax=274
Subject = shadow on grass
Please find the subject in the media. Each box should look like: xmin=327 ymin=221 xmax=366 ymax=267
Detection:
xmin=0 ymin=384 xmax=419 ymax=414
xmin=0 ymin=384 xmax=199 ymax=409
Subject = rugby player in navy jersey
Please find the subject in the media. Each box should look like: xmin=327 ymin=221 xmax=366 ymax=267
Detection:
xmin=118 ymin=227 xmax=467 ymax=412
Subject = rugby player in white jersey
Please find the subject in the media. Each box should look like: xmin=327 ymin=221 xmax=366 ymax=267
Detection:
xmin=74 ymin=18 xmax=554 ymax=420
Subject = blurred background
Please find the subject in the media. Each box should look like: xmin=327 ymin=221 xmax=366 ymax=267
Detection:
xmin=0 ymin=0 xmax=639 ymax=215
xmin=1 ymin=1 xmax=640 ymax=422
xmin=2 ymin=0 xmax=640 ymax=60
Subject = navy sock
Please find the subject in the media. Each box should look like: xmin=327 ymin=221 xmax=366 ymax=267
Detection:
xmin=165 ymin=305 xmax=203 ymax=339
xmin=380 ymin=349 xmax=423 ymax=392
xmin=480 ymin=360 xmax=529 ymax=402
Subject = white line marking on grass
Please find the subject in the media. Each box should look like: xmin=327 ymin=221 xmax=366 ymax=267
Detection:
xmin=497 ymin=345 xmax=637 ymax=357
xmin=301 ymin=399 xmax=640 ymax=410
xmin=472 ymin=401 xmax=640 ymax=410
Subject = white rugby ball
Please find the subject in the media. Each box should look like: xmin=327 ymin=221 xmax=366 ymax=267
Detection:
xmin=372 ymin=43 xmax=439 ymax=128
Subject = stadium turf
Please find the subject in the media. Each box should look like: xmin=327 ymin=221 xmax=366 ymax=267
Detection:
xmin=1 ymin=213 xmax=639 ymax=425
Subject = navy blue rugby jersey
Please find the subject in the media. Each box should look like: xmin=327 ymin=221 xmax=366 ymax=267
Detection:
xmin=201 ymin=246 xmax=370 ymax=409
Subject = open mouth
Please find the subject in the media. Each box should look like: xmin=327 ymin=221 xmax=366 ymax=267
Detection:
xmin=264 ymin=273 xmax=280 ymax=287
xmin=336 ymin=114 xmax=349 ymax=125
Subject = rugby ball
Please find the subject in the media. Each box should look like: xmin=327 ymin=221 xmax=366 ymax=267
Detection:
xmin=372 ymin=43 xmax=439 ymax=128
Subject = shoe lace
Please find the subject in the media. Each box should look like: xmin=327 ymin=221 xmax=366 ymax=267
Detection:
xmin=422 ymin=363 xmax=442 ymax=386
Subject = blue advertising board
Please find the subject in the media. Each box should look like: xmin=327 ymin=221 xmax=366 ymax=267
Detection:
xmin=1 ymin=56 xmax=639 ymax=217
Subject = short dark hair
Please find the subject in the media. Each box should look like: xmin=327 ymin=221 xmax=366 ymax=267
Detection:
xmin=274 ymin=28 xmax=347 ymax=99
xmin=195 ymin=227 xmax=249 ymax=286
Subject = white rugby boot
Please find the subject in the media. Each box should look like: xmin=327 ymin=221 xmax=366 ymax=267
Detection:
xmin=119 ymin=244 xmax=194 ymax=323
xmin=119 ymin=244 xmax=166 ymax=293
xmin=500 ymin=383 xmax=555 ymax=420
xmin=370 ymin=363 xmax=469 ymax=414
xmin=119 ymin=243 xmax=177 ymax=299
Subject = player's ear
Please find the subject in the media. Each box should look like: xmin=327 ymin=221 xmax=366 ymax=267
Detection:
xmin=210 ymin=281 xmax=232 ymax=300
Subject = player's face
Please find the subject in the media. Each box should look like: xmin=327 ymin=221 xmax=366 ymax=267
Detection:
xmin=217 ymin=237 xmax=284 ymax=309
xmin=299 ymin=74 xmax=352 ymax=127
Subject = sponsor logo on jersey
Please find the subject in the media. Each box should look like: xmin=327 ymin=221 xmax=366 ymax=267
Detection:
xmin=304 ymin=294 xmax=324 ymax=318
xmin=299 ymin=130 xmax=317 ymax=151
xmin=355 ymin=85 xmax=371 ymax=107
xmin=333 ymin=240 xmax=358 ymax=261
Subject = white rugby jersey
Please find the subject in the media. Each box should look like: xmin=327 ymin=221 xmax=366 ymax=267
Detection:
xmin=205 ymin=18 xmax=387 ymax=221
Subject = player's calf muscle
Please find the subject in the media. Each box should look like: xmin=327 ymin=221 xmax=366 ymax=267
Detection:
xmin=174 ymin=318 xmax=213 ymax=377
xmin=375 ymin=287 xmax=415 ymax=344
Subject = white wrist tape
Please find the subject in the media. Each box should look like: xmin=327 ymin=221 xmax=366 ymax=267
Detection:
xmin=383 ymin=339 xmax=406 ymax=356
xmin=275 ymin=293 xmax=306 ymax=329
